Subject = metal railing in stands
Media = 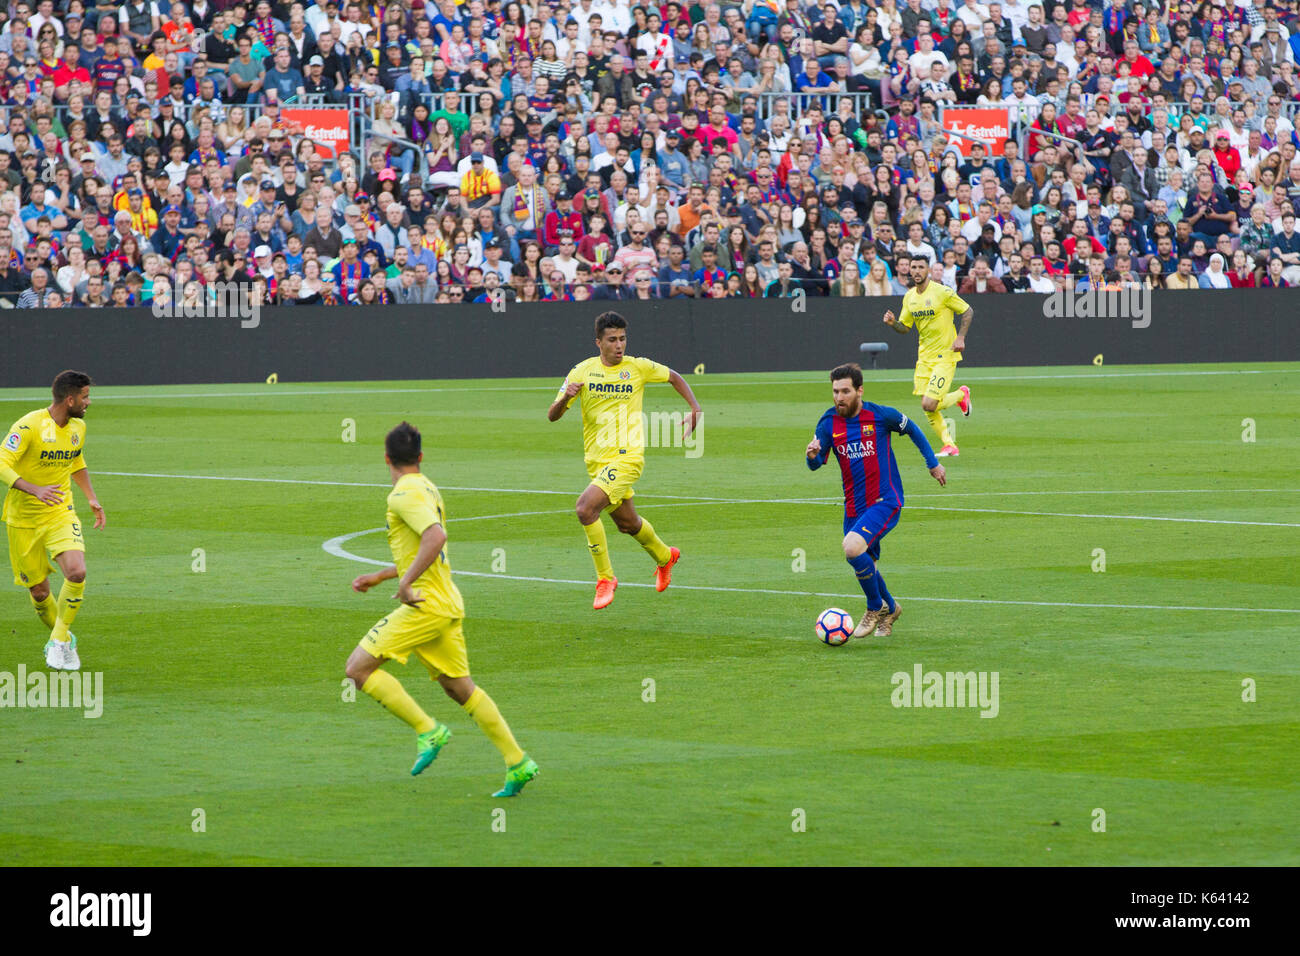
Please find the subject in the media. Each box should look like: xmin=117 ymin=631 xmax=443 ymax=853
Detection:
xmin=29 ymin=97 xmax=360 ymax=168
xmin=749 ymin=90 xmax=872 ymax=120
xmin=353 ymin=89 xmax=873 ymax=174
xmin=1017 ymin=124 xmax=1085 ymax=158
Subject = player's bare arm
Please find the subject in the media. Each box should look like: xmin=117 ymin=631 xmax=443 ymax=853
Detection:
xmin=882 ymin=309 xmax=911 ymax=334
xmin=666 ymin=369 xmax=702 ymax=437
xmin=10 ymin=476 xmax=64 ymax=505
xmin=351 ymin=565 xmax=399 ymax=592
xmin=393 ymin=523 xmax=447 ymax=606
xmin=952 ymin=307 xmax=974 ymax=353
xmin=71 ymin=467 xmax=106 ymax=528
xmin=547 ymin=380 xmax=583 ymax=421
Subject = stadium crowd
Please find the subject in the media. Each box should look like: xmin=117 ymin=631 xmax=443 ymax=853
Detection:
xmin=3 ymin=0 xmax=1300 ymax=308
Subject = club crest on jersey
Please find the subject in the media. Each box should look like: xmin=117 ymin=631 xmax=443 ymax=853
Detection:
xmin=71 ymin=433 xmax=79 ymax=446
xmin=862 ymin=424 xmax=874 ymax=437
xmin=3 ymin=433 xmax=18 ymax=451
xmin=619 ymin=370 xmax=630 ymax=380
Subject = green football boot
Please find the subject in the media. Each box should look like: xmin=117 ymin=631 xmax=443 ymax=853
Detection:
xmin=411 ymin=723 xmax=452 ymax=776
xmin=491 ymin=755 xmax=540 ymax=797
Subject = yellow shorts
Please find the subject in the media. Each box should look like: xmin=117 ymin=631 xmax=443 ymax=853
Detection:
xmin=360 ymin=605 xmax=470 ymax=679
xmin=913 ymin=356 xmax=959 ymax=400
xmin=587 ymin=456 xmax=644 ymax=510
xmin=7 ymin=515 xmax=83 ymax=588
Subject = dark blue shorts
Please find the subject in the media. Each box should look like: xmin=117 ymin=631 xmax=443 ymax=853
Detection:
xmin=842 ymin=502 xmax=901 ymax=560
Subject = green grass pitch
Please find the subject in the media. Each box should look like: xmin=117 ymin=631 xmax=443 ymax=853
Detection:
xmin=1 ymin=362 xmax=1297 ymax=866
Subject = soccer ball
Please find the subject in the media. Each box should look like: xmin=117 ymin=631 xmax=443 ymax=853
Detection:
xmin=815 ymin=608 xmax=853 ymax=646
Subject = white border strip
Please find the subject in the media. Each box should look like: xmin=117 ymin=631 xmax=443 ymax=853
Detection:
xmin=3 ymin=366 xmax=1296 ymax=402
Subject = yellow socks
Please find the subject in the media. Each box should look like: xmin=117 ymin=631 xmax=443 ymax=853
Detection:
xmin=937 ymin=389 xmax=963 ymax=410
xmin=463 ymin=687 xmax=524 ymax=765
xmin=48 ymin=579 xmax=84 ymax=643
xmin=924 ymin=408 xmax=953 ymax=447
xmin=362 ymin=672 xmax=524 ymax=766
xmin=583 ymin=518 xmax=615 ymax=580
xmin=632 ymin=517 xmax=672 ymax=564
xmin=31 ymin=593 xmax=56 ymax=629
xmin=361 ymin=670 xmax=437 ymax=734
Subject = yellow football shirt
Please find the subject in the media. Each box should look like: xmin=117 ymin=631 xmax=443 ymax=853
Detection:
xmin=385 ymin=472 xmax=465 ymax=619
xmin=556 ymin=354 xmax=671 ymax=466
xmin=0 ymin=409 xmax=88 ymax=529
xmin=898 ymin=281 xmax=970 ymax=363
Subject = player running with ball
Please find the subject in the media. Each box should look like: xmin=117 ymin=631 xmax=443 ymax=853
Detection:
xmin=883 ymin=257 xmax=974 ymax=457
xmin=806 ymin=364 xmax=947 ymax=640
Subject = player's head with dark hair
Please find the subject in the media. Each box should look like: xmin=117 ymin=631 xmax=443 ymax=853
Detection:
xmin=53 ymin=370 xmax=92 ymax=402
xmin=830 ymin=363 xmax=863 ymax=389
xmin=594 ymin=310 xmax=627 ymax=339
xmin=385 ymin=421 xmax=422 ymax=467
xmin=52 ymin=370 xmax=93 ymax=417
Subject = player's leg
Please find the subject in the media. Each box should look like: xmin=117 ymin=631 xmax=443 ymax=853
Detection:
xmin=347 ymin=607 xmax=449 ymax=774
xmin=29 ymin=580 xmax=57 ymax=628
xmin=10 ymin=524 xmax=67 ymax=668
xmin=608 ymin=495 xmax=680 ymax=591
xmin=576 ymin=480 xmax=618 ymax=608
xmin=436 ymin=675 xmax=526 ymax=767
xmin=918 ymin=360 xmax=960 ymax=456
xmin=40 ymin=518 xmax=87 ymax=668
xmin=49 ymin=547 xmax=86 ymax=645
xmin=844 ymin=505 xmax=901 ymax=638
xmin=417 ymin=624 xmax=538 ymax=796
xmin=10 ymin=523 xmax=58 ymax=629
xmin=843 ymin=531 xmax=883 ymax=637
xmin=867 ymin=519 xmax=904 ymax=637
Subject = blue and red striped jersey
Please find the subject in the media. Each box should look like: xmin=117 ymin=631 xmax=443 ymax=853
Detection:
xmin=806 ymin=402 xmax=912 ymax=518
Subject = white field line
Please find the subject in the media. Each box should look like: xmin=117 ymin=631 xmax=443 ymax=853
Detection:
xmin=321 ymin=528 xmax=1300 ymax=615
xmin=95 ymin=470 xmax=1300 ymax=526
xmin=907 ymin=505 xmax=1300 ymax=528
xmin=3 ymin=366 xmax=1297 ymax=402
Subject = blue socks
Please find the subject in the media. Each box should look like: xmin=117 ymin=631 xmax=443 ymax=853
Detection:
xmin=876 ymin=568 xmax=896 ymax=615
xmin=848 ymin=551 xmax=883 ymax=610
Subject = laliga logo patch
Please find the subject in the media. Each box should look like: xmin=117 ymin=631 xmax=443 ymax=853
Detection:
xmin=3 ymin=432 xmax=18 ymax=451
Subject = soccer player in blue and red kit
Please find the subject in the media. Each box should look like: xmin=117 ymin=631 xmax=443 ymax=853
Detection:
xmin=806 ymin=363 xmax=947 ymax=640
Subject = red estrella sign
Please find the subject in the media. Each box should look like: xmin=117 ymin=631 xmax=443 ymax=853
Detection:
xmin=281 ymin=108 xmax=351 ymax=159
xmin=942 ymin=107 xmax=1012 ymax=157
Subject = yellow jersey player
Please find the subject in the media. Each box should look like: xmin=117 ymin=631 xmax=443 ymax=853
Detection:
xmin=344 ymin=422 xmax=539 ymax=797
xmin=883 ymin=258 xmax=974 ymax=457
xmin=0 ymin=370 xmax=105 ymax=671
xmin=547 ymin=311 xmax=702 ymax=610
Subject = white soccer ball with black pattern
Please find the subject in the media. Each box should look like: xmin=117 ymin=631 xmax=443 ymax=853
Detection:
xmin=816 ymin=608 xmax=853 ymax=646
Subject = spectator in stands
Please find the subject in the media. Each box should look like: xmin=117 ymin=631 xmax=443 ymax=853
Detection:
xmin=0 ymin=0 xmax=1289 ymax=312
